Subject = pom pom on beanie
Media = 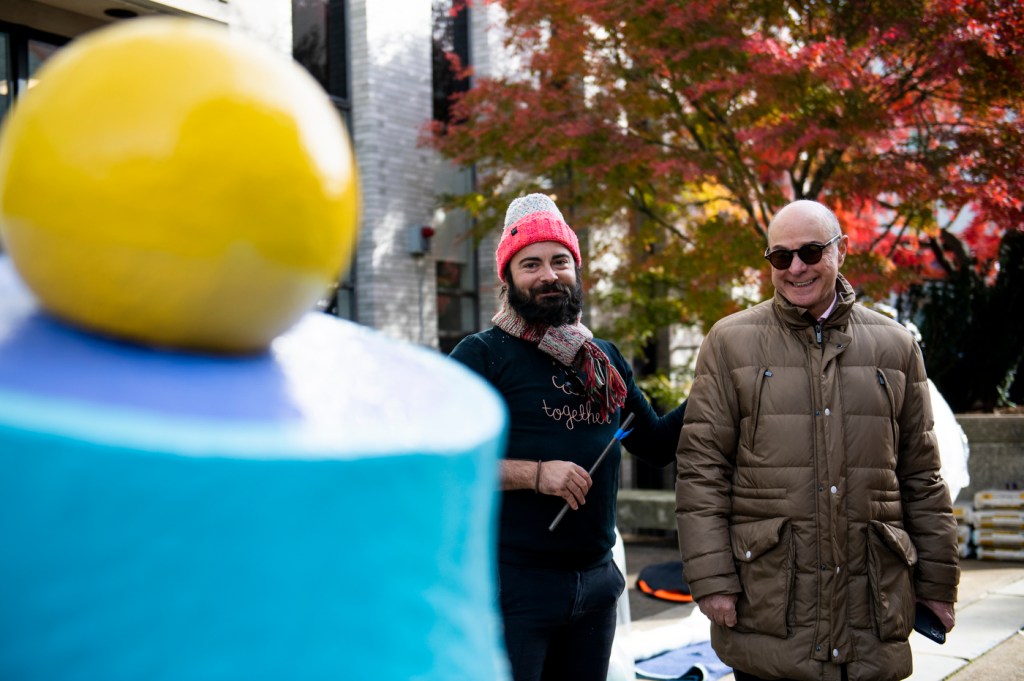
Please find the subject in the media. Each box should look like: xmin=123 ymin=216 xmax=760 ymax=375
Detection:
xmin=495 ymin=194 xmax=581 ymax=282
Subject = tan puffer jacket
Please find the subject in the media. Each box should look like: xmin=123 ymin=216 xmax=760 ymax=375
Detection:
xmin=676 ymin=276 xmax=959 ymax=681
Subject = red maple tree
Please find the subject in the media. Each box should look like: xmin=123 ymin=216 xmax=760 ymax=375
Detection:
xmin=429 ymin=0 xmax=1024 ymax=409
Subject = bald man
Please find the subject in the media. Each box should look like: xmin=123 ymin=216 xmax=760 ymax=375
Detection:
xmin=675 ymin=200 xmax=959 ymax=681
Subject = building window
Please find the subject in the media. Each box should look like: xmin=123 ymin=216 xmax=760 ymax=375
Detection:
xmin=27 ymin=38 xmax=60 ymax=83
xmin=292 ymin=0 xmax=356 ymax=320
xmin=0 ymin=32 xmax=10 ymax=123
xmin=431 ymin=0 xmax=470 ymax=128
xmin=0 ymin=21 xmax=67 ymax=125
xmin=1 ymin=22 xmax=67 ymax=254
xmin=437 ymin=260 xmax=478 ymax=354
xmin=292 ymin=0 xmax=350 ymax=127
xmin=432 ymin=2 xmax=478 ymax=350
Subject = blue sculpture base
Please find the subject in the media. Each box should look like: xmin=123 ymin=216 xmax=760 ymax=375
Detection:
xmin=0 ymin=259 xmax=510 ymax=681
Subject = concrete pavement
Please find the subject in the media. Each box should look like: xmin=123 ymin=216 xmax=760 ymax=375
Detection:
xmin=623 ymin=535 xmax=1024 ymax=681
xmin=918 ymin=560 xmax=1024 ymax=681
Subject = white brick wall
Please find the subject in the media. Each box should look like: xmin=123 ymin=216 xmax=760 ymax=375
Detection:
xmin=348 ymin=0 xmax=440 ymax=344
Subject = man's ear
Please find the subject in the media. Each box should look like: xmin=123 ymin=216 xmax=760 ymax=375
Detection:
xmin=837 ymin=235 xmax=849 ymax=266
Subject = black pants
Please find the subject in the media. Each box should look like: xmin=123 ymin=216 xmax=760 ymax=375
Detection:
xmin=498 ymin=560 xmax=624 ymax=681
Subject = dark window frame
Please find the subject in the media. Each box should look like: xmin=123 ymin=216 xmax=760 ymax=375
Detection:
xmin=431 ymin=0 xmax=471 ymax=127
xmin=292 ymin=0 xmax=355 ymax=320
xmin=0 ymin=20 xmax=69 ymax=115
xmin=0 ymin=21 xmax=69 ymax=255
xmin=436 ymin=257 xmax=480 ymax=354
xmin=432 ymin=2 xmax=479 ymax=350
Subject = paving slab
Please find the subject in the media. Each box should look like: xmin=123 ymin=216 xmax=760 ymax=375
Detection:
xmin=907 ymin=647 xmax=968 ymax=681
xmin=944 ymin=630 xmax=1024 ymax=681
xmin=940 ymin=588 xmax=1024 ymax=660
xmin=999 ymin=579 xmax=1024 ymax=598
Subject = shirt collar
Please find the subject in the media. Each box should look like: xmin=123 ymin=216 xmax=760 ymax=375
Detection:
xmin=817 ymin=292 xmax=839 ymax=323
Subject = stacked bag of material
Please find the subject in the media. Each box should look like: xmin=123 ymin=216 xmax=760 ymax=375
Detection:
xmin=971 ymin=490 xmax=1024 ymax=561
xmin=952 ymin=502 xmax=974 ymax=559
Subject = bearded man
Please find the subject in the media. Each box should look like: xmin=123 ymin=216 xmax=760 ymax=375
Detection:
xmin=450 ymin=193 xmax=686 ymax=681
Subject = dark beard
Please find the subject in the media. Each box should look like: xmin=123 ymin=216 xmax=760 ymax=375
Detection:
xmin=508 ymin=278 xmax=584 ymax=327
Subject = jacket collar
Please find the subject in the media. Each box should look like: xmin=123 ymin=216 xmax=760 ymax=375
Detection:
xmin=773 ymin=273 xmax=856 ymax=330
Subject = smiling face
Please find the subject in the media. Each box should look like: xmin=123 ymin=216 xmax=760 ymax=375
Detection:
xmin=507 ymin=241 xmax=582 ymax=326
xmin=766 ymin=201 xmax=847 ymax=319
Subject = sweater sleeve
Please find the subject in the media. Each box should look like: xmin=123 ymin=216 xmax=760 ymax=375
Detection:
xmin=603 ymin=341 xmax=686 ymax=467
xmin=897 ymin=340 xmax=960 ymax=602
xmin=675 ymin=325 xmax=742 ymax=599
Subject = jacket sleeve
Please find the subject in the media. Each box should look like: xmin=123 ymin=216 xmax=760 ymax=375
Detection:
xmin=675 ymin=325 xmax=742 ymax=599
xmin=897 ymin=340 xmax=960 ymax=602
xmin=609 ymin=342 xmax=686 ymax=467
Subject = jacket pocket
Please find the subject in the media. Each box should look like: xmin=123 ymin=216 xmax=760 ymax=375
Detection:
xmin=867 ymin=520 xmax=918 ymax=641
xmin=730 ymin=517 xmax=794 ymax=638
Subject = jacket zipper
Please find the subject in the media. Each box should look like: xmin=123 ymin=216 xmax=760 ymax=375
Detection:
xmin=877 ymin=369 xmax=898 ymax=448
xmin=749 ymin=367 xmax=771 ymax=448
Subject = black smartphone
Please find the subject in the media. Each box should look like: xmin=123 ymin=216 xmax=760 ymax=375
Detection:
xmin=914 ymin=602 xmax=947 ymax=644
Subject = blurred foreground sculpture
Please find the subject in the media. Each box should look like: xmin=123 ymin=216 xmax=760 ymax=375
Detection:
xmin=0 ymin=17 xmax=509 ymax=681
xmin=0 ymin=17 xmax=359 ymax=353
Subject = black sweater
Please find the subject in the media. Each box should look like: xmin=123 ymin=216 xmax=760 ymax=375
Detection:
xmin=450 ymin=327 xmax=685 ymax=570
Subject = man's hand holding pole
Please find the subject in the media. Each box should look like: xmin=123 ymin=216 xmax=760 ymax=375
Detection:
xmin=548 ymin=413 xmax=634 ymax=532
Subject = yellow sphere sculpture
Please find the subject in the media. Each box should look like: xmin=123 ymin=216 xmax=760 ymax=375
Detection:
xmin=0 ymin=18 xmax=360 ymax=353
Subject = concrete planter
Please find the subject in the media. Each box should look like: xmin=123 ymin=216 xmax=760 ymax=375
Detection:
xmin=954 ymin=414 xmax=1024 ymax=503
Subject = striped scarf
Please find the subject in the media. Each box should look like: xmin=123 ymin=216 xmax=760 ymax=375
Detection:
xmin=492 ymin=300 xmax=627 ymax=422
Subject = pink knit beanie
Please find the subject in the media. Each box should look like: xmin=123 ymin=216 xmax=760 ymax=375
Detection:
xmin=495 ymin=194 xmax=581 ymax=282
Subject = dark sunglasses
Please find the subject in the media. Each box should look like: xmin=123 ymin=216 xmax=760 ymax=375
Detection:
xmin=764 ymin=233 xmax=841 ymax=270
